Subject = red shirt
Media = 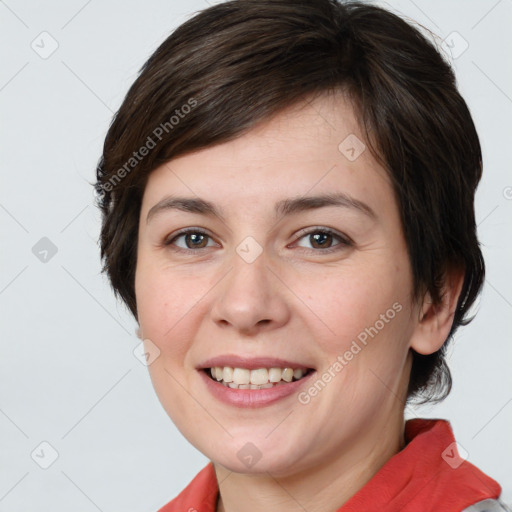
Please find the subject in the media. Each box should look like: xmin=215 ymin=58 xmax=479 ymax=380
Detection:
xmin=158 ymin=419 xmax=501 ymax=512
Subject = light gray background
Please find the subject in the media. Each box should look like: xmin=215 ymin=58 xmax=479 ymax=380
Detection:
xmin=1 ymin=0 xmax=511 ymax=510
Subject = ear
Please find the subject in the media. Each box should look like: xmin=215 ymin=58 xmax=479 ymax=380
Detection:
xmin=409 ymin=265 xmax=465 ymax=355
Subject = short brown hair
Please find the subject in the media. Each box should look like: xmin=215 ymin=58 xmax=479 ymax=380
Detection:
xmin=95 ymin=0 xmax=485 ymax=403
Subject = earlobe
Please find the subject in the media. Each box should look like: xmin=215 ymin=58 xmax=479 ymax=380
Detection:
xmin=409 ymin=266 xmax=465 ymax=356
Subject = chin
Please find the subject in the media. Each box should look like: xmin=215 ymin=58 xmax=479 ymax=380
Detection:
xmin=208 ymin=437 xmax=309 ymax=477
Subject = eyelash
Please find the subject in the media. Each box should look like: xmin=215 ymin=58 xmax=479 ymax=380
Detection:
xmin=163 ymin=227 xmax=352 ymax=254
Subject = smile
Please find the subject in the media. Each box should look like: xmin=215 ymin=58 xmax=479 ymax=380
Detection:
xmin=206 ymin=366 xmax=312 ymax=389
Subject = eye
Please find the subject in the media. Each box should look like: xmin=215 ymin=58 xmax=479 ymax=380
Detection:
xmin=164 ymin=229 xmax=217 ymax=251
xmin=293 ymin=228 xmax=351 ymax=253
xmin=162 ymin=227 xmax=351 ymax=254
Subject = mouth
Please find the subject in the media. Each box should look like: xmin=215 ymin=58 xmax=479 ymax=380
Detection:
xmin=197 ymin=356 xmax=317 ymax=407
xmin=202 ymin=366 xmax=315 ymax=390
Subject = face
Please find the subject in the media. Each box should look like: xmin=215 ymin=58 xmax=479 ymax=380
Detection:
xmin=135 ymin=92 xmax=421 ymax=477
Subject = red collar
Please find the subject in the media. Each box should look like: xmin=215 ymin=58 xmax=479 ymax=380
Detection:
xmin=159 ymin=419 xmax=501 ymax=512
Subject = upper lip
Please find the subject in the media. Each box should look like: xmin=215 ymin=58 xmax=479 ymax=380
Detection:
xmin=197 ymin=355 xmax=315 ymax=371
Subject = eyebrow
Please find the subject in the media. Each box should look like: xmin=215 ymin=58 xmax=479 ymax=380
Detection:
xmin=146 ymin=192 xmax=377 ymax=224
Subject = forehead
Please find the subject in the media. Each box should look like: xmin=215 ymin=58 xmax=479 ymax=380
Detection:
xmin=140 ymin=92 xmax=394 ymax=219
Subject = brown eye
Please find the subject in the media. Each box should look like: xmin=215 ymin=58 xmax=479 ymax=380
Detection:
xmin=295 ymin=228 xmax=351 ymax=252
xmin=183 ymin=232 xmax=209 ymax=249
xmin=309 ymin=232 xmax=334 ymax=249
xmin=165 ymin=229 xmax=216 ymax=250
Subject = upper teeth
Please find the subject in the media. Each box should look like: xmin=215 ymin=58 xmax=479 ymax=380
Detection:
xmin=210 ymin=367 xmax=308 ymax=386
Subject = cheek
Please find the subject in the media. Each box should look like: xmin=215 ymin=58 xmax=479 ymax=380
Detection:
xmin=135 ymin=263 xmax=184 ymax=350
xmin=135 ymin=266 xmax=209 ymax=424
xmin=295 ymin=261 xmax=414 ymax=402
xmin=295 ymin=263 xmax=407 ymax=349
xmin=137 ymin=259 xmax=191 ymax=329
xmin=135 ymin=261 xmax=218 ymax=365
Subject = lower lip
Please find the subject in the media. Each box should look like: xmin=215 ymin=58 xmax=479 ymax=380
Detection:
xmin=198 ymin=370 xmax=315 ymax=408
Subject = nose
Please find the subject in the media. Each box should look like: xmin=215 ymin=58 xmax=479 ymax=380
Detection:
xmin=210 ymin=249 xmax=291 ymax=336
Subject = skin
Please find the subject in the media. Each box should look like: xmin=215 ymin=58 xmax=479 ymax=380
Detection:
xmin=135 ymin=91 xmax=463 ymax=512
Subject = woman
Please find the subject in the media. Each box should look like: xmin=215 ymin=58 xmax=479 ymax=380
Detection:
xmin=95 ymin=0 xmax=508 ymax=510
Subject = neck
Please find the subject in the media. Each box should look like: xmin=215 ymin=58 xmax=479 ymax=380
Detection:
xmin=214 ymin=412 xmax=406 ymax=512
